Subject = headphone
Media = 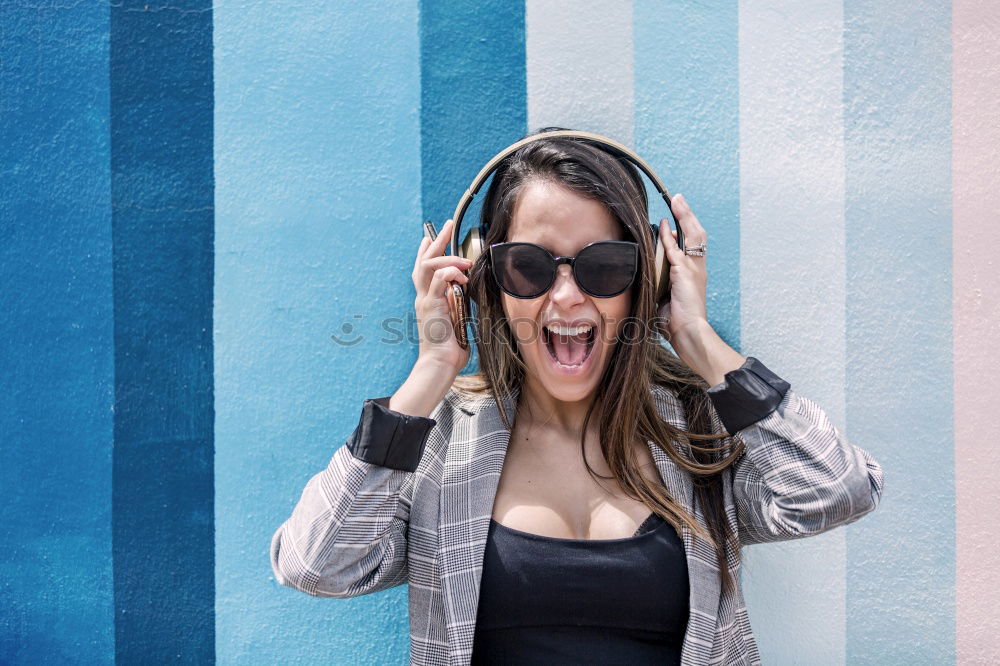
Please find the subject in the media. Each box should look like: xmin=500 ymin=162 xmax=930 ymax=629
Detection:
xmin=443 ymin=129 xmax=685 ymax=350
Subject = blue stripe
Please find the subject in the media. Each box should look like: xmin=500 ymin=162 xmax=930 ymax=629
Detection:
xmin=110 ymin=1 xmax=215 ymax=662
xmin=844 ymin=1 xmax=954 ymax=661
xmin=633 ymin=1 xmax=741 ymax=349
xmin=214 ymin=3 xmax=427 ymax=663
xmin=0 ymin=3 xmax=114 ymax=662
xmin=420 ymin=0 xmax=528 ymax=370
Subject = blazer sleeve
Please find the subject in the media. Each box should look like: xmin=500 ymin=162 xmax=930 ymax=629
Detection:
xmin=706 ymin=357 xmax=885 ymax=546
xmin=269 ymin=396 xmax=438 ymax=598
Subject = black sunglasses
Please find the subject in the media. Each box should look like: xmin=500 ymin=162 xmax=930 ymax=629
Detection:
xmin=490 ymin=240 xmax=639 ymax=299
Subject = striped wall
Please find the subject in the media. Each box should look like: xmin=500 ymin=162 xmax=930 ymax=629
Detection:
xmin=845 ymin=3 xmax=955 ymax=662
xmin=110 ymin=2 xmax=216 ymax=662
xmin=2 ymin=3 xmax=114 ymax=663
xmin=953 ymin=1 xmax=1000 ymax=663
xmin=738 ymin=1 xmax=850 ymax=661
xmin=214 ymin=4 xmax=422 ymax=663
xmin=3 ymin=1 xmax=997 ymax=663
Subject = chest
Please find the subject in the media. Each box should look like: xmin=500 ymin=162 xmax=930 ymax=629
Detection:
xmin=489 ymin=426 xmax=665 ymax=540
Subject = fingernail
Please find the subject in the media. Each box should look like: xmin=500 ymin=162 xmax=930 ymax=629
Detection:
xmin=675 ymin=193 xmax=685 ymax=208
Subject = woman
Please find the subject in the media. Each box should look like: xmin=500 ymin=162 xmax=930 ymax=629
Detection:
xmin=270 ymin=129 xmax=885 ymax=665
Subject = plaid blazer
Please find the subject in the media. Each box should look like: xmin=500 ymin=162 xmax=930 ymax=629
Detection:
xmin=270 ymin=357 xmax=885 ymax=665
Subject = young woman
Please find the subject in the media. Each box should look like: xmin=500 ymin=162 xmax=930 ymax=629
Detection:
xmin=270 ymin=130 xmax=884 ymax=665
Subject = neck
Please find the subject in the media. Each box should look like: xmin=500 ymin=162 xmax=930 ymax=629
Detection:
xmin=516 ymin=375 xmax=600 ymax=436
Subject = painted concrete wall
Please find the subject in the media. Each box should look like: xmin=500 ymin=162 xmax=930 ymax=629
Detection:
xmin=3 ymin=1 xmax=998 ymax=663
xmin=2 ymin=4 xmax=114 ymax=663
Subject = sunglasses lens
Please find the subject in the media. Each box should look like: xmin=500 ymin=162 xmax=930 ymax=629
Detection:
xmin=492 ymin=243 xmax=553 ymax=298
xmin=575 ymin=242 xmax=637 ymax=297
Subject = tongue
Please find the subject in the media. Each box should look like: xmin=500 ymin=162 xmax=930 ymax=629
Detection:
xmin=551 ymin=331 xmax=589 ymax=365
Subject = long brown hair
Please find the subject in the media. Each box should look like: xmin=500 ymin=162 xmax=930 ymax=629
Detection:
xmin=452 ymin=127 xmax=746 ymax=595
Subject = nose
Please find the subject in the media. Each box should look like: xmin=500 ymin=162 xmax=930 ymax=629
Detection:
xmin=548 ymin=264 xmax=586 ymax=308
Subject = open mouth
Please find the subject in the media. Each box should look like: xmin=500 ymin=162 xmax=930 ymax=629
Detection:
xmin=542 ymin=324 xmax=597 ymax=369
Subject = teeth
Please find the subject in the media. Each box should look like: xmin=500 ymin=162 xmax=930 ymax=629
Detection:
xmin=545 ymin=324 xmax=594 ymax=336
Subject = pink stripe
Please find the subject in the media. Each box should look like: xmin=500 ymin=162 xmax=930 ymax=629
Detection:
xmin=953 ymin=2 xmax=1000 ymax=661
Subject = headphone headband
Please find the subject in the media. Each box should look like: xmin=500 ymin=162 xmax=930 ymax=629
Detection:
xmin=448 ymin=129 xmax=681 ymax=257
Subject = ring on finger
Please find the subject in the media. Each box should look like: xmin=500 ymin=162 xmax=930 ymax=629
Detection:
xmin=683 ymin=239 xmax=707 ymax=257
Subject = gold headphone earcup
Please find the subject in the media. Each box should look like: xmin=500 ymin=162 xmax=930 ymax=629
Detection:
xmin=653 ymin=235 xmax=671 ymax=306
xmin=446 ymin=282 xmax=470 ymax=350
xmin=458 ymin=226 xmax=484 ymax=265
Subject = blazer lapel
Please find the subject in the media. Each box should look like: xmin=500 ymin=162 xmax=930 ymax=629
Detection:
xmin=647 ymin=385 xmax=724 ymax=663
xmin=645 ymin=436 xmax=722 ymax=664
xmin=438 ymin=388 xmax=518 ymax=665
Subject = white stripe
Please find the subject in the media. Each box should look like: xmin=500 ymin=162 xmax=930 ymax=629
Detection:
xmin=739 ymin=0 xmax=847 ymax=662
xmin=526 ymin=0 xmax=634 ymax=143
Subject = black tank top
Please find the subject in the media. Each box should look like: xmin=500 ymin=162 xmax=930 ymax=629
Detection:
xmin=471 ymin=512 xmax=690 ymax=665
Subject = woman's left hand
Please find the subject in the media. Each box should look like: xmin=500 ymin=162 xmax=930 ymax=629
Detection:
xmin=656 ymin=193 xmax=709 ymax=342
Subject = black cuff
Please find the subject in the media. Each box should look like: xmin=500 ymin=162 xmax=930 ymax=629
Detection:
xmin=346 ymin=397 xmax=437 ymax=472
xmin=706 ymin=357 xmax=791 ymax=434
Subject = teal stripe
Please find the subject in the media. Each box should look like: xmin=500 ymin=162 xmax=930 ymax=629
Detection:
xmin=633 ymin=0 xmax=741 ymax=349
xmin=844 ymin=1 xmax=954 ymax=661
xmin=110 ymin=1 xmax=216 ymax=661
xmin=214 ymin=2 xmax=422 ymax=663
xmin=0 ymin=3 xmax=114 ymax=662
xmin=420 ymin=0 xmax=527 ymax=229
xmin=420 ymin=0 xmax=527 ymax=369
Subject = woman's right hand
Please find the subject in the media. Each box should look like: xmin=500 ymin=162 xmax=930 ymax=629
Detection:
xmin=412 ymin=218 xmax=472 ymax=375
